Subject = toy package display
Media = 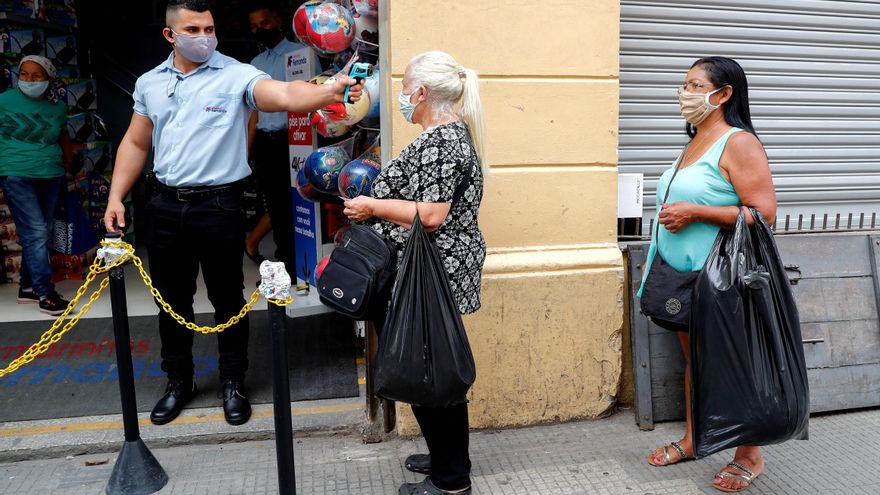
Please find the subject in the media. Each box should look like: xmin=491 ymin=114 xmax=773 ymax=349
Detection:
xmin=4 ymin=252 xmax=22 ymax=284
xmin=8 ymin=28 xmax=44 ymax=56
xmin=66 ymin=112 xmax=98 ymax=142
xmin=41 ymin=0 xmax=78 ymax=27
xmin=71 ymin=141 xmax=112 ymax=176
xmin=0 ymin=221 xmax=21 ymax=252
xmin=57 ymin=78 xmax=97 ymax=112
xmin=46 ymin=34 xmax=76 ymax=65
xmin=0 ymin=24 xmax=11 ymax=53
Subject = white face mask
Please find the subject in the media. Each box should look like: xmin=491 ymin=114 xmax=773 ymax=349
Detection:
xmin=171 ymin=30 xmax=217 ymax=64
xmin=678 ymin=86 xmax=725 ymax=126
xmin=398 ymin=86 xmax=421 ymax=123
xmin=19 ymin=80 xmax=49 ymax=98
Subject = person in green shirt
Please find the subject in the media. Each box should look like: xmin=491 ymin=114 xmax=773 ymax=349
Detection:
xmin=0 ymin=55 xmax=72 ymax=315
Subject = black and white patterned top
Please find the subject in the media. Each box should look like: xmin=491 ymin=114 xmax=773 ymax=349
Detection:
xmin=369 ymin=121 xmax=486 ymax=314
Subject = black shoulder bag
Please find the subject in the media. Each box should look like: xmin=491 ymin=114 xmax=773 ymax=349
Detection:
xmin=639 ymin=159 xmax=699 ymax=330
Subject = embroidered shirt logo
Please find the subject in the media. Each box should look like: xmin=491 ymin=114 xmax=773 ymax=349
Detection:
xmin=204 ymin=106 xmax=227 ymax=114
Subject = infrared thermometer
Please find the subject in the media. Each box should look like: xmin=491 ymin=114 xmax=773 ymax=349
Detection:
xmin=344 ymin=62 xmax=372 ymax=104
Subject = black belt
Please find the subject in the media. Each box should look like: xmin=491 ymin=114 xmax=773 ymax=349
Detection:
xmin=256 ymin=129 xmax=288 ymax=140
xmin=150 ymin=175 xmax=243 ymax=202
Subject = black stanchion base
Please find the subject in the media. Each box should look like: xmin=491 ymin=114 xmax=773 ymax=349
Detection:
xmin=106 ymin=439 xmax=169 ymax=495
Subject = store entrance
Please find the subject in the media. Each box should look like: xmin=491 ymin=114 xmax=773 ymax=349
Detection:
xmin=0 ymin=0 xmax=375 ymax=424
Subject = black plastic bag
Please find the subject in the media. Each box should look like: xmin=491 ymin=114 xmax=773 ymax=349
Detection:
xmin=373 ymin=215 xmax=476 ymax=407
xmin=691 ymin=207 xmax=809 ymax=458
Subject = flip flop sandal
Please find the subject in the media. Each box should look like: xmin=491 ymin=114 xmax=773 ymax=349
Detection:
xmin=647 ymin=441 xmax=693 ymax=466
xmin=713 ymin=461 xmax=761 ymax=493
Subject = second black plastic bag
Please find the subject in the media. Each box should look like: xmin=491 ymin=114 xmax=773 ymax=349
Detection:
xmin=374 ymin=215 xmax=476 ymax=408
xmin=690 ymin=208 xmax=809 ymax=458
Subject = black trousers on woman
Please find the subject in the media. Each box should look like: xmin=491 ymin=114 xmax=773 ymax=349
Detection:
xmin=411 ymin=402 xmax=471 ymax=490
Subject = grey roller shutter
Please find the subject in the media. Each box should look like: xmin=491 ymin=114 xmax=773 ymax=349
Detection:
xmin=620 ymin=0 xmax=880 ymax=229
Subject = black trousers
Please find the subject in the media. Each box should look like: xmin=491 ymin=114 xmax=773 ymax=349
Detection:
xmin=412 ymin=402 xmax=471 ymax=490
xmin=253 ymin=131 xmax=295 ymax=276
xmin=142 ymin=190 xmax=250 ymax=382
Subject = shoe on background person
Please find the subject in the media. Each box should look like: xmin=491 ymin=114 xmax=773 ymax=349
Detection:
xmin=38 ymin=291 xmax=70 ymax=316
xmin=17 ymin=287 xmax=40 ymax=304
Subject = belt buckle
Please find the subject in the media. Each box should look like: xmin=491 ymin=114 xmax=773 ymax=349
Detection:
xmin=176 ymin=188 xmax=193 ymax=202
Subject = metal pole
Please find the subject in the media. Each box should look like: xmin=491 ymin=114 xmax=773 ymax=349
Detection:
xmin=269 ymin=301 xmax=296 ymax=495
xmin=109 ymin=260 xmax=140 ymax=442
xmin=105 ymin=233 xmax=168 ymax=495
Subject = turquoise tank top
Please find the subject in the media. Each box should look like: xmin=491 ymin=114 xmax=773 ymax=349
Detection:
xmin=637 ymin=128 xmax=743 ymax=297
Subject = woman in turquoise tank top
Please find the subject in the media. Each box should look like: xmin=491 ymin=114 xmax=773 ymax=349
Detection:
xmin=641 ymin=57 xmax=777 ymax=493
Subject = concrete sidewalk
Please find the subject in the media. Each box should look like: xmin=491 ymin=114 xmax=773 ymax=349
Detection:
xmin=1 ymin=407 xmax=878 ymax=494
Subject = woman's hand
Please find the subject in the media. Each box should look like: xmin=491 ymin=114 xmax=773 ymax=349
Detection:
xmin=343 ymin=196 xmax=374 ymax=222
xmin=658 ymin=201 xmax=698 ymax=233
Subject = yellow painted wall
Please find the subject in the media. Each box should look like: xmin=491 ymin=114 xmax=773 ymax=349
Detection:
xmin=387 ymin=0 xmax=623 ymax=432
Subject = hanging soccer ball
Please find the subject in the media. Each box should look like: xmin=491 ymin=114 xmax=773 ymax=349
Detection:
xmin=353 ymin=0 xmax=379 ymax=17
xmin=308 ymin=74 xmax=351 ymax=137
xmin=311 ymin=112 xmax=351 ymax=138
xmin=294 ymin=167 xmax=325 ymax=203
xmin=338 ymin=158 xmax=381 ymax=199
xmin=352 ymin=12 xmax=378 ymax=53
xmin=292 ymin=1 xmax=355 ymax=56
xmin=315 ymin=75 xmax=371 ymax=127
xmin=360 ymin=67 xmax=381 ymax=128
xmin=305 ymin=146 xmax=350 ymax=195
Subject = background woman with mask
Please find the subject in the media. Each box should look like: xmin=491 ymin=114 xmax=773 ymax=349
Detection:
xmin=0 ymin=55 xmax=72 ymax=316
xmin=343 ymin=51 xmax=487 ymax=495
xmin=638 ymin=57 xmax=776 ymax=493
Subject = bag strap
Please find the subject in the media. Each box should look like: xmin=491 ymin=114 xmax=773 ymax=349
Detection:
xmin=450 ymin=162 xmax=475 ymax=207
xmin=654 ymin=152 xmax=685 ymax=252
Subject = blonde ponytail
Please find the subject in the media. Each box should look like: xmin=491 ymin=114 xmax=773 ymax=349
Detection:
xmin=458 ymin=67 xmax=487 ymax=176
xmin=408 ymin=51 xmax=489 ymax=176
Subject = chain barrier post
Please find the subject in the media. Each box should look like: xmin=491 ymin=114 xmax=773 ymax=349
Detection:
xmin=259 ymin=261 xmax=296 ymax=495
xmin=103 ymin=233 xmax=168 ymax=495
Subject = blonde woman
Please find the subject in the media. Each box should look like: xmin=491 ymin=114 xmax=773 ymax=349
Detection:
xmin=344 ymin=51 xmax=487 ymax=495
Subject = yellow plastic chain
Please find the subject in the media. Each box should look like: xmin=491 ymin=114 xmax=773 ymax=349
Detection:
xmin=0 ymin=240 xmax=293 ymax=378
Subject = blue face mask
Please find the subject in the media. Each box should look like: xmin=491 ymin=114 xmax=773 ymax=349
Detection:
xmin=19 ymin=80 xmax=49 ymax=98
xmin=398 ymin=87 xmax=421 ymax=123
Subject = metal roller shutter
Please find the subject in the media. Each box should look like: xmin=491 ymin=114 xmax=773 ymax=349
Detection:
xmin=619 ymin=0 xmax=880 ymax=229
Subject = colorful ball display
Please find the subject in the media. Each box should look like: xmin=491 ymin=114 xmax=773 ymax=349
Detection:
xmin=294 ymin=167 xmax=325 ymax=203
xmin=311 ymin=112 xmax=351 ymax=138
xmin=352 ymin=13 xmax=378 ymax=53
xmin=305 ymin=147 xmax=350 ymax=194
xmin=292 ymin=1 xmax=355 ymax=56
xmin=353 ymin=0 xmax=379 ymax=17
xmin=360 ymin=67 xmax=381 ymax=127
xmin=338 ymin=158 xmax=381 ymax=199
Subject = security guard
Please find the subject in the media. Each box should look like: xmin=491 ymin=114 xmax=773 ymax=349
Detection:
xmin=104 ymin=0 xmax=361 ymax=426
xmin=245 ymin=2 xmax=308 ymax=275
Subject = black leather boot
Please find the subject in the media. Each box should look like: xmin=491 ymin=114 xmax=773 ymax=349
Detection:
xmin=150 ymin=379 xmax=197 ymax=425
xmin=220 ymin=378 xmax=252 ymax=426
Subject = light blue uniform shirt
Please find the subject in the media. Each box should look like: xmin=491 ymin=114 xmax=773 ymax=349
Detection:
xmin=250 ymin=38 xmax=308 ymax=132
xmin=637 ymin=128 xmax=744 ymax=297
xmin=132 ymin=51 xmax=270 ymax=187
